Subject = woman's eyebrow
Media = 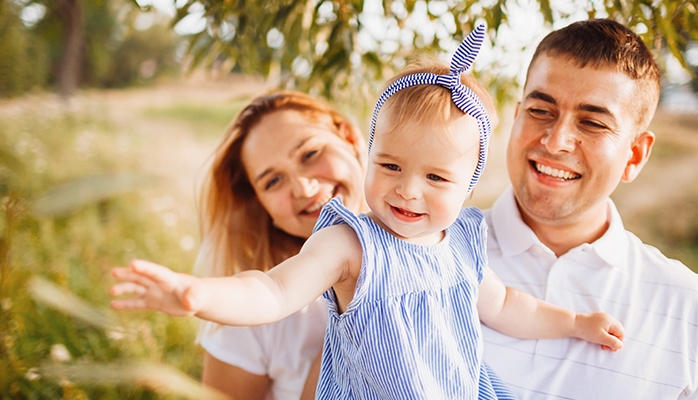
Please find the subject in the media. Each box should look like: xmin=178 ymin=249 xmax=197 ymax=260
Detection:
xmin=254 ymin=168 xmax=273 ymax=184
xmin=253 ymin=137 xmax=314 ymax=184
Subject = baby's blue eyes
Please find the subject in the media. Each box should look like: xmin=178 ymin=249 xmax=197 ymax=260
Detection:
xmin=380 ymin=164 xmax=445 ymax=182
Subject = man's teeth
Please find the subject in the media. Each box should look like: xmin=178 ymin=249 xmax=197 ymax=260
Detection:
xmin=305 ymin=194 xmax=334 ymax=213
xmin=535 ymin=162 xmax=580 ymax=180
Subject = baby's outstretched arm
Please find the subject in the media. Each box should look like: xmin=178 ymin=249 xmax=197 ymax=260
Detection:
xmin=110 ymin=224 xmax=359 ymax=326
xmin=477 ymin=268 xmax=624 ymax=351
xmin=110 ymin=260 xmax=285 ymax=323
xmin=110 ymin=259 xmax=207 ymax=317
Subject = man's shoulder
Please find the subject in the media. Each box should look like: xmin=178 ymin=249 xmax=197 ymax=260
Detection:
xmin=626 ymin=230 xmax=698 ymax=295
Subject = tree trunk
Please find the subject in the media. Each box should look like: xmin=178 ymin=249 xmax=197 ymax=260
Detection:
xmin=55 ymin=0 xmax=83 ymax=99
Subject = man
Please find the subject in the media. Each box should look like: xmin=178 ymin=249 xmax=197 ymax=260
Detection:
xmin=482 ymin=19 xmax=698 ymax=399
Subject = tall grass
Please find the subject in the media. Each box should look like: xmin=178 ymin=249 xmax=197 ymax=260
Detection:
xmin=0 ymin=93 xmax=222 ymax=398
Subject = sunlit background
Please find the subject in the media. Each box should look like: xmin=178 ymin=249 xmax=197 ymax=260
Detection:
xmin=1 ymin=0 xmax=697 ymax=397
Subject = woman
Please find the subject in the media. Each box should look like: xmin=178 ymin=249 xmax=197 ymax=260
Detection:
xmin=194 ymin=91 xmax=368 ymax=399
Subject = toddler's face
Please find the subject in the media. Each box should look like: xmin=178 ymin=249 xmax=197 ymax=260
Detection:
xmin=364 ymin=112 xmax=480 ymax=245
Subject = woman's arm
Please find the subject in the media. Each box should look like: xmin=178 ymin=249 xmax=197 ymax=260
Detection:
xmin=476 ymin=268 xmax=624 ymax=350
xmin=202 ymin=351 xmax=270 ymax=400
xmin=300 ymin=349 xmax=322 ymax=400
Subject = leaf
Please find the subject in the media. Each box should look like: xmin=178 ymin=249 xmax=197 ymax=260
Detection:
xmin=26 ymin=275 xmax=121 ymax=332
xmin=30 ymin=172 xmax=157 ymax=218
xmin=39 ymin=360 xmax=228 ymax=400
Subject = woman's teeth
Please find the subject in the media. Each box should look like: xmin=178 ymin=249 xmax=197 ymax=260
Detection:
xmin=535 ymin=162 xmax=580 ymax=180
xmin=305 ymin=193 xmax=334 ymax=213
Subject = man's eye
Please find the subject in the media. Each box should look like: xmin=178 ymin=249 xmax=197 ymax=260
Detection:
xmin=302 ymin=150 xmax=318 ymax=161
xmin=529 ymin=108 xmax=550 ymax=116
xmin=264 ymin=176 xmax=281 ymax=190
xmin=581 ymin=120 xmax=607 ymax=130
xmin=427 ymin=174 xmax=444 ymax=182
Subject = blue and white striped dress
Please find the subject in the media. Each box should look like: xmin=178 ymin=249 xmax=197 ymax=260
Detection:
xmin=313 ymin=198 xmax=516 ymax=399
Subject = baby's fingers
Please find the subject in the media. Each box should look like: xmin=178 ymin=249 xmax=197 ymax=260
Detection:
xmin=110 ymin=281 xmax=146 ymax=297
xmin=599 ymin=332 xmax=623 ymax=352
xmin=111 ymin=267 xmax=154 ymax=287
xmin=601 ymin=318 xmax=625 ymax=351
xmin=110 ymin=296 xmax=147 ymax=310
xmin=130 ymin=259 xmax=179 ymax=286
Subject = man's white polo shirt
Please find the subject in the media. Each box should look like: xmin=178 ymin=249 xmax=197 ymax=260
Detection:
xmin=482 ymin=187 xmax=698 ymax=399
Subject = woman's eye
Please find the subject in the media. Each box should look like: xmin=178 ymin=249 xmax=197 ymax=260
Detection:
xmin=427 ymin=174 xmax=444 ymax=182
xmin=264 ymin=176 xmax=281 ymax=191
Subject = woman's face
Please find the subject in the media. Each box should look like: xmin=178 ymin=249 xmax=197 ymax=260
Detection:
xmin=241 ymin=109 xmax=367 ymax=239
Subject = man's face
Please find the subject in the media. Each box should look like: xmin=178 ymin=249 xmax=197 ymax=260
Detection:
xmin=507 ymin=54 xmax=649 ymax=230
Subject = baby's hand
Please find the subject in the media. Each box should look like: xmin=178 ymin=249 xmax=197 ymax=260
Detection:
xmin=110 ymin=259 xmax=205 ymax=317
xmin=574 ymin=312 xmax=625 ymax=351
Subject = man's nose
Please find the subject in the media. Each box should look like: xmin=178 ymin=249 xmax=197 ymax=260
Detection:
xmin=540 ymin=118 xmax=578 ymax=154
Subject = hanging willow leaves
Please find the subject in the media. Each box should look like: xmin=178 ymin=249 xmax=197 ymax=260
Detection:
xmin=156 ymin=0 xmax=698 ymax=105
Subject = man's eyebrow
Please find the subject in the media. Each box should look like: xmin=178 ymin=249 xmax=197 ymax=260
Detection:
xmin=526 ymin=90 xmax=616 ymax=121
xmin=525 ymin=90 xmax=556 ymax=104
xmin=579 ymin=103 xmax=613 ymax=117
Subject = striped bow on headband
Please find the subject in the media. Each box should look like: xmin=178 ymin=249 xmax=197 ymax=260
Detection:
xmin=368 ymin=23 xmax=492 ymax=194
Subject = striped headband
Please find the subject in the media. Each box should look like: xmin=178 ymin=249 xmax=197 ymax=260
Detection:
xmin=368 ymin=23 xmax=491 ymax=194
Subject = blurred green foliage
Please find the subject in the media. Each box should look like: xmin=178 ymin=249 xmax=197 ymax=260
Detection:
xmin=170 ymin=0 xmax=698 ymax=108
xmin=0 ymin=98 xmax=204 ymax=397
xmin=0 ymin=0 xmax=49 ymax=97
xmin=0 ymin=0 xmax=181 ymax=99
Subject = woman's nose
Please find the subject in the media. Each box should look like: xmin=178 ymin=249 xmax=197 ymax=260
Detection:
xmin=290 ymin=175 xmax=319 ymax=198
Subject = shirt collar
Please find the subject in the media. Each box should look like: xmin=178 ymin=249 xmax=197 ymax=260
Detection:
xmin=592 ymin=198 xmax=628 ymax=268
xmin=489 ymin=187 xmax=541 ymax=257
xmin=489 ymin=187 xmax=628 ymax=268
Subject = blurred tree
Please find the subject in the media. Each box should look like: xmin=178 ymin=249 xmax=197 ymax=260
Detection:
xmin=2 ymin=0 xmax=180 ymax=98
xmin=54 ymin=0 xmax=83 ymax=98
xmin=165 ymin=0 xmax=698 ymax=106
xmin=0 ymin=0 xmax=49 ymax=97
xmin=31 ymin=0 xmax=117 ymax=97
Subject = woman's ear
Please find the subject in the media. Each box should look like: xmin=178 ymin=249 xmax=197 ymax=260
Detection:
xmin=621 ymin=130 xmax=655 ymax=183
xmin=339 ymin=121 xmax=366 ymax=161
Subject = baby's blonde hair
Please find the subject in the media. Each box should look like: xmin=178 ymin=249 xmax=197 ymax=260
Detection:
xmin=378 ymin=56 xmax=498 ymax=139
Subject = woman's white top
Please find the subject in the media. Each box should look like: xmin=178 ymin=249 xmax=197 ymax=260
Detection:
xmin=199 ymin=297 xmax=328 ymax=400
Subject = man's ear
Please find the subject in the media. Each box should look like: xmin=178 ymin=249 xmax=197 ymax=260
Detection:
xmin=513 ymin=101 xmax=521 ymax=120
xmin=621 ymin=130 xmax=655 ymax=183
